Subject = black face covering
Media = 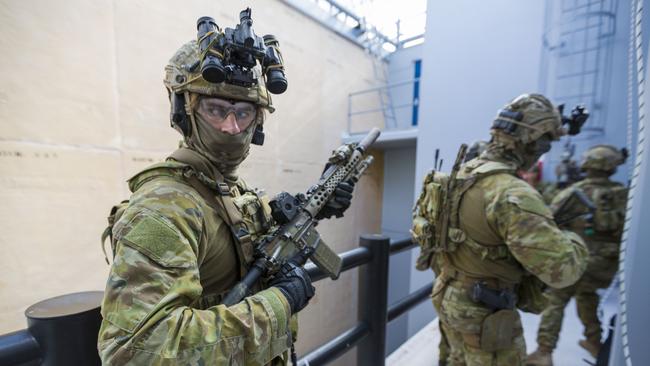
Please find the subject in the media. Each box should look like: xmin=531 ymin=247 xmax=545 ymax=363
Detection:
xmin=521 ymin=135 xmax=552 ymax=171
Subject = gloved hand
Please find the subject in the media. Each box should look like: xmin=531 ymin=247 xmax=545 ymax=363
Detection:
xmin=315 ymin=180 xmax=355 ymax=220
xmin=269 ymin=261 xmax=315 ymax=314
xmin=561 ymin=105 xmax=589 ymax=136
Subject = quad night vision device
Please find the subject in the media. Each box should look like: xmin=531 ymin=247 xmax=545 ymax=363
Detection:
xmin=196 ymin=8 xmax=288 ymax=94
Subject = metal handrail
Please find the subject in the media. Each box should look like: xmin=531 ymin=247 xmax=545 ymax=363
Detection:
xmin=0 ymin=237 xmax=425 ymax=366
xmin=348 ymin=78 xmax=420 ymax=97
xmin=347 ymin=78 xmax=420 ymax=133
xmin=387 ymin=282 xmax=433 ymax=322
xmin=298 ymin=236 xmax=428 ymax=366
xmin=298 ymin=322 xmax=370 ymax=365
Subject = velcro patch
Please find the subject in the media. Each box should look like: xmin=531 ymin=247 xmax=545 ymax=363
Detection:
xmin=507 ymin=191 xmax=553 ymax=220
xmin=121 ymin=214 xmax=193 ymax=268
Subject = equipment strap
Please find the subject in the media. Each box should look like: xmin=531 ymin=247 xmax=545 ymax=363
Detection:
xmin=169 ymin=148 xmax=254 ymax=277
xmin=442 ymin=266 xmax=517 ymax=292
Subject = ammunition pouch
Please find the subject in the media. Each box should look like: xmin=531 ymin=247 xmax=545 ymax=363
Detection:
xmin=592 ymin=186 xmax=627 ymax=233
xmin=231 ymin=190 xmax=274 ymax=263
xmin=412 ymin=216 xmax=435 ymax=271
xmin=479 ymin=310 xmax=519 ymax=352
xmin=459 ymin=309 xmax=521 ymax=352
xmin=412 ymin=171 xmax=449 ymax=271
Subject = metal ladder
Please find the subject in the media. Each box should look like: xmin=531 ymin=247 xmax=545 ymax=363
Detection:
xmin=542 ymin=0 xmax=618 ymax=136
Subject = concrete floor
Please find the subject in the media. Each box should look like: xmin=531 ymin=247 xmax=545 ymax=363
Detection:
xmin=387 ymin=289 xmax=618 ymax=366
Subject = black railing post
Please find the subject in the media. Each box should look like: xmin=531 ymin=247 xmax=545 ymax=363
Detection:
xmin=357 ymin=234 xmax=390 ymax=366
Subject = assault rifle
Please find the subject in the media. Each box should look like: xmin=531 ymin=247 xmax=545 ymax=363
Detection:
xmin=222 ymin=128 xmax=381 ymax=306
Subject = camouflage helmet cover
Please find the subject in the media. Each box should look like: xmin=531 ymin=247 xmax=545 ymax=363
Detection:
xmin=164 ymin=40 xmax=274 ymax=112
xmin=491 ymin=93 xmax=565 ymax=148
xmin=581 ymin=144 xmax=626 ymax=172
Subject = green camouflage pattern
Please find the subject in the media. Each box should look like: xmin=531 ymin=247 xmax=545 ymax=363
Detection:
xmin=538 ymin=182 xmax=559 ymax=204
xmin=428 ymin=157 xmax=588 ymax=366
xmin=491 ymin=94 xmax=565 ymax=149
xmin=438 ymin=320 xmax=451 ymax=365
xmin=164 ymin=41 xmax=274 ymax=112
xmin=580 ymin=144 xmax=626 ymax=173
xmin=433 ymin=279 xmax=526 ymax=366
xmin=98 ymin=161 xmax=294 ymax=365
xmin=447 ymin=160 xmax=588 ymax=288
xmin=535 ymin=176 xmax=626 ymax=351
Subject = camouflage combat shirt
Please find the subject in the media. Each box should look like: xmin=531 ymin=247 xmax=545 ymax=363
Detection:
xmin=445 ymin=157 xmax=589 ymax=288
xmin=98 ymin=160 xmax=293 ymax=365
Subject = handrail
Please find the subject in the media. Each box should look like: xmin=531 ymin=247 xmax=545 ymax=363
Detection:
xmin=298 ymin=236 xmax=428 ymax=366
xmin=387 ymin=282 xmax=433 ymax=322
xmin=0 ymin=236 xmax=426 ymax=366
xmin=298 ymin=322 xmax=370 ymax=366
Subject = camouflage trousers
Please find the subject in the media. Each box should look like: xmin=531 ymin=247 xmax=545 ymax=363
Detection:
xmin=536 ymin=253 xmax=618 ymax=350
xmin=438 ymin=318 xmax=450 ymax=365
xmin=432 ymin=277 xmax=526 ymax=366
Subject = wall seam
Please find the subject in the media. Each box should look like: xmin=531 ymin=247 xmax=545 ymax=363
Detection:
xmin=109 ymin=0 xmax=126 ymax=196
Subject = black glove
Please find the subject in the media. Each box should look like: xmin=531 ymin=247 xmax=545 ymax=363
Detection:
xmin=315 ymin=180 xmax=355 ymax=220
xmin=269 ymin=261 xmax=315 ymax=314
xmin=560 ymin=105 xmax=589 ymax=136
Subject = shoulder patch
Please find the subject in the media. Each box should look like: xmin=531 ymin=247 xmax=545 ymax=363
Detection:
xmin=120 ymin=212 xmax=194 ymax=268
xmin=506 ymin=188 xmax=554 ymax=220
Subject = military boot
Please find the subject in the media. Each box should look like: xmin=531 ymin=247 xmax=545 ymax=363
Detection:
xmin=525 ymin=346 xmax=553 ymax=366
xmin=579 ymin=338 xmax=601 ymax=358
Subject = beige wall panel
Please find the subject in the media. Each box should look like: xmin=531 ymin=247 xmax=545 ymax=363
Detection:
xmin=111 ymin=0 xmax=217 ymax=151
xmin=120 ymin=149 xmax=176 ymax=194
xmin=0 ymin=0 xmax=118 ymax=146
xmin=0 ymin=142 xmax=121 ymax=333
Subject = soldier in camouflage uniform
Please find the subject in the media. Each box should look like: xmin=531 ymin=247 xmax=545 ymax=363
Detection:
xmin=412 ymin=94 xmax=588 ymax=366
xmin=97 ymin=34 xmax=354 ymax=365
xmin=526 ymin=145 xmax=628 ymax=366
xmin=433 ymin=139 xmax=488 ymax=366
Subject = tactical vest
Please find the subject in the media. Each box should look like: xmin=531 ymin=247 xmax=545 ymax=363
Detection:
xmin=413 ymin=159 xmax=516 ymax=272
xmin=556 ymin=178 xmax=628 ymax=243
xmin=101 ymin=158 xmax=274 ymax=309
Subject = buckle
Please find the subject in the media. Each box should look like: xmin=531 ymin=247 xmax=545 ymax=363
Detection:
xmin=216 ymin=182 xmax=231 ymax=196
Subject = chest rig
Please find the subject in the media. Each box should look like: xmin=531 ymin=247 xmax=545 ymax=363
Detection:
xmin=102 ymin=153 xmax=275 ymax=308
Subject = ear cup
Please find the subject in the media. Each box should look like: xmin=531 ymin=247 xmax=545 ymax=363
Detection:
xmin=251 ymin=125 xmax=265 ymax=145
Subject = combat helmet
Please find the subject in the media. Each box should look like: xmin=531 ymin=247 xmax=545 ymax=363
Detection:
xmin=490 ymin=94 xmax=565 ymax=149
xmin=581 ymin=145 xmax=628 ymax=173
xmin=163 ymin=40 xmax=274 ymax=137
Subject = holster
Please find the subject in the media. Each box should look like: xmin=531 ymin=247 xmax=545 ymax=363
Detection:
xmin=470 ymin=282 xmax=517 ymax=311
